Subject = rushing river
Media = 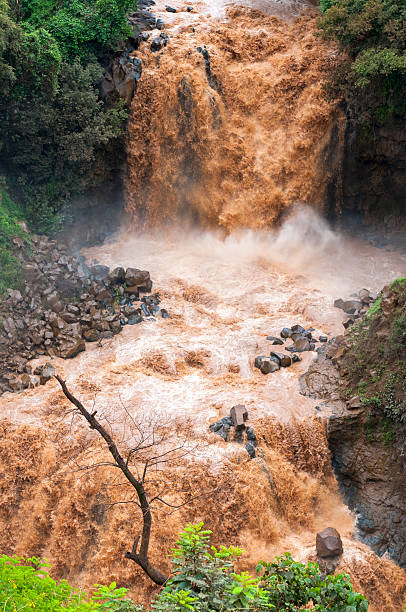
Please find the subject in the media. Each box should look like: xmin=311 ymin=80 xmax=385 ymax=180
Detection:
xmin=1 ymin=0 xmax=406 ymax=609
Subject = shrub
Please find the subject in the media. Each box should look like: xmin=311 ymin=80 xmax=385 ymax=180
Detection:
xmin=0 ymin=186 xmax=27 ymax=295
xmin=0 ymin=555 xmax=141 ymax=611
xmin=318 ymin=0 xmax=406 ymax=124
xmin=151 ymin=523 xmax=368 ymax=611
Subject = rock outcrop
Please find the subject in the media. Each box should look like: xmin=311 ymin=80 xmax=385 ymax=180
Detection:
xmin=0 ymin=234 xmax=165 ymax=395
xmin=300 ymin=279 xmax=406 ymax=567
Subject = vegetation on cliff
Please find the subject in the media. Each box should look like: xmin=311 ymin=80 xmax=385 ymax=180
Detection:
xmin=341 ymin=278 xmax=406 ymax=424
xmin=318 ymin=0 xmax=406 ymax=124
xmin=0 ymin=523 xmax=369 ymax=611
xmin=0 ymin=0 xmax=134 ymax=233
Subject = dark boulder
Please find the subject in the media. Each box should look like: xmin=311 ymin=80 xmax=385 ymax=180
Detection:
xmin=280 ymin=327 xmax=291 ymax=339
xmin=266 ymin=336 xmax=284 ymax=345
xmin=165 ymin=5 xmax=176 ymax=11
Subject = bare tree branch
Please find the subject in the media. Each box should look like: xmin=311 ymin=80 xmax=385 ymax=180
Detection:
xmin=55 ymin=375 xmax=168 ymax=586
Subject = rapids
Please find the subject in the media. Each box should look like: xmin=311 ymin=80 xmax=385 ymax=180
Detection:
xmin=1 ymin=0 xmax=406 ymax=610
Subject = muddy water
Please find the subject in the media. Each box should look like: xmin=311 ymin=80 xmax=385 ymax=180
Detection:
xmin=2 ymin=210 xmax=406 ymax=609
xmin=2 ymin=0 xmax=406 ymax=608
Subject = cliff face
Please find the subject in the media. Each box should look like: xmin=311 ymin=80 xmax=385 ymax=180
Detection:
xmin=301 ymin=278 xmax=406 ymax=567
xmin=328 ymin=406 xmax=406 ymax=567
xmin=338 ymin=117 xmax=406 ymax=231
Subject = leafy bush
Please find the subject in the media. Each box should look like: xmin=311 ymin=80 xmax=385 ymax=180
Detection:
xmin=0 ymin=555 xmax=141 ymax=611
xmin=318 ymin=0 xmax=406 ymax=124
xmin=151 ymin=523 xmax=368 ymax=611
xmin=0 ymin=186 xmax=27 ymax=295
xmin=0 ymin=0 xmax=132 ymax=233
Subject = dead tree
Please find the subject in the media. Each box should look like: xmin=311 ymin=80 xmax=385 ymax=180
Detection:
xmin=55 ymin=375 xmax=200 ymax=586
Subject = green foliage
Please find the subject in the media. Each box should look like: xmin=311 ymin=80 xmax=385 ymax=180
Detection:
xmin=19 ymin=0 xmax=135 ymax=60
xmin=318 ymin=0 xmax=406 ymax=123
xmin=0 ymin=556 xmax=141 ymax=611
xmin=257 ymin=553 xmax=368 ymax=611
xmin=0 ymin=186 xmax=27 ymax=295
xmin=151 ymin=523 xmax=367 ymax=611
xmin=344 ymin=278 xmax=406 ymax=425
xmin=0 ymin=0 xmax=131 ymax=233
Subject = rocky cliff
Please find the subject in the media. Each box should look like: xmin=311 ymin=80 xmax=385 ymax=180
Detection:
xmin=301 ymin=278 xmax=406 ymax=567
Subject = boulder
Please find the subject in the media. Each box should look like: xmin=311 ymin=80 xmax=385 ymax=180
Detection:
xmin=316 ymin=527 xmax=343 ymax=558
xmin=125 ymin=268 xmax=151 ymax=288
xmin=83 ymin=329 xmax=100 ymax=342
xmin=56 ymin=337 xmax=86 ymax=359
xmin=91 ymin=265 xmax=110 ymax=281
xmin=108 ymin=267 xmax=125 ymax=284
xmin=280 ymin=327 xmax=291 ymax=339
xmin=291 ymin=324 xmax=305 ymax=334
xmin=34 ymin=362 xmax=55 ymax=385
xmin=334 ymin=298 xmax=345 ymax=310
xmin=230 ymin=405 xmax=248 ymax=430
xmin=260 ymin=358 xmax=280 ymax=374
xmin=254 ymin=355 xmax=267 ymax=369
xmin=294 ymin=337 xmax=311 ymax=352
xmin=319 ymin=335 xmax=328 ymax=342
xmin=245 ymin=441 xmax=256 ymax=459
xmin=165 ymin=5 xmax=176 ymax=11
xmin=342 ymin=300 xmax=362 ymax=315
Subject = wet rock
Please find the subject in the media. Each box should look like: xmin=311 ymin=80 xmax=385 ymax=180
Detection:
xmin=245 ymin=441 xmax=257 ymax=458
xmin=230 ymin=404 xmax=248 ymax=430
xmin=291 ymin=324 xmax=305 ymax=334
xmin=156 ymin=18 xmax=164 ymax=29
xmin=127 ymin=314 xmax=143 ymax=325
xmin=342 ymin=299 xmax=362 ymax=315
xmin=293 ymin=337 xmax=311 ymax=352
xmin=165 ymin=5 xmax=176 ymax=11
xmin=316 ymin=527 xmax=343 ymax=559
xmin=254 ymin=355 xmax=267 ymax=369
xmin=266 ymin=336 xmax=284 ymax=345
xmin=246 ymin=426 xmax=257 ymax=445
xmin=125 ymin=268 xmax=151 ymax=290
xmin=343 ymin=316 xmax=355 ymax=329
xmin=359 ymin=288 xmax=372 ymax=304
xmin=319 ymin=335 xmax=328 ymax=342
xmin=187 ymin=6 xmax=193 ymax=11
xmin=260 ymin=358 xmax=280 ymax=374
xmin=34 ymin=362 xmax=55 ymax=385
xmin=292 ymin=354 xmax=301 ymax=363
xmin=108 ymin=267 xmax=125 ymax=284
xmin=56 ymin=337 xmax=86 ymax=359
xmin=280 ymin=327 xmax=291 ymax=339
xmin=334 ymin=298 xmax=345 ymax=310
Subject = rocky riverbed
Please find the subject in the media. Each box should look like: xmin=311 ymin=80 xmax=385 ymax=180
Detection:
xmin=0 ymin=234 xmax=167 ymax=395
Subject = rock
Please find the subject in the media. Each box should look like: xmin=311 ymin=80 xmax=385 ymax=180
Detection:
xmin=245 ymin=442 xmax=256 ymax=458
xmin=230 ymin=405 xmax=248 ymax=430
xmin=280 ymin=327 xmax=292 ymax=339
xmin=165 ymin=5 xmax=176 ymax=11
xmin=294 ymin=337 xmax=311 ymax=352
xmin=108 ymin=267 xmax=125 ymax=284
xmin=270 ymin=351 xmax=284 ymax=364
xmin=348 ymin=395 xmax=362 ymax=410
xmin=246 ymin=426 xmax=257 ymax=445
xmin=291 ymin=324 xmax=305 ymax=334
xmin=359 ymin=288 xmax=371 ymax=303
xmin=254 ymin=355 xmax=267 ymax=369
xmin=127 ymin=314 xmax=143 ymax=325
xmin=342 ymin=300 xmax=362 ymax=315
xmin=187 ymin=5 xmax=193 ymax=11
xmin=260 ymin=358 xmax=280 ymax=374
xmin=266 ymin=336 xmax=284 ymax=345
xmin=316 ymin=527 xmax=343 ymax=558
xmin=343 ymin=316 xmax=355 ymax=329
xmin=334 ymin=298 xmax=345 ymax=310
xmin=56 ymin=337 xmax=86 ymax=359
xmin=319 ymin=335 xmax=328 ymax=342
xmin=83 ymin=329 xmax=100 ymax=342
xmin=292 ymin=354 xmax=301 ymax=362
xmin=91 ymin=265 xmax=110 ymax=281
xmin=280 ymin=355 xmax=292 ymax=367
xmin=125 ymin=268 xmax=151 ymax=289
xmin=34 ymin=362 xmax=55 ymax=385
xmin=156 ymin=18 xmax=164 ymax=29
xmin=46 ymin=292 xmax=64 ymax=313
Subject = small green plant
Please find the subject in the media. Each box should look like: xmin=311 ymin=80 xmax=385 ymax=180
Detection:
xmin=0 ymin=556 xmax=140 ymax=611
